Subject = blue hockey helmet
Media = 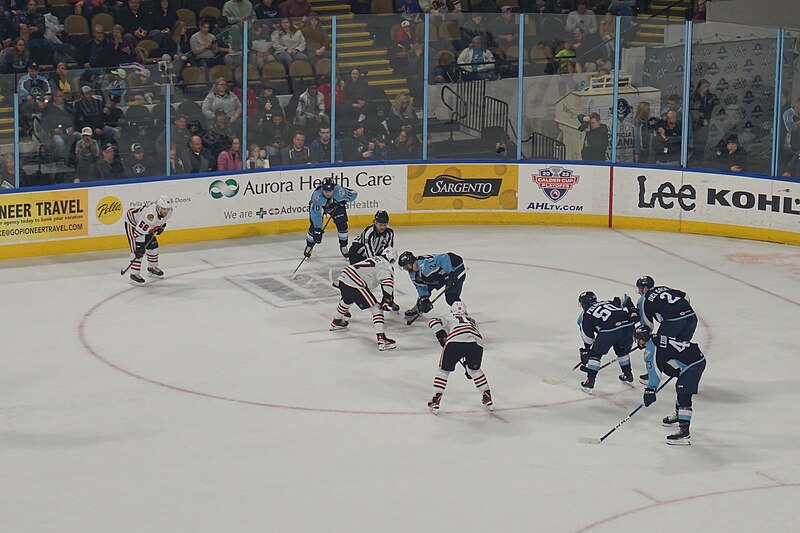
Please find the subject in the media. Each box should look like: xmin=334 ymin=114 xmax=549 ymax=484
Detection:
xmin=633 ymin=325 xmax=652 ymax=344
xmin=321 ymin=178 xmax=335 ymax=192
xmin=636 ymin=275 xmax=655 ymax=291
xmin=578 ymin=291 xmax=597 ymax=310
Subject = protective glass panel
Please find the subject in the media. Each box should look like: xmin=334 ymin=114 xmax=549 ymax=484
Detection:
xmin=778 ymin=28 xmax=800 ymax=178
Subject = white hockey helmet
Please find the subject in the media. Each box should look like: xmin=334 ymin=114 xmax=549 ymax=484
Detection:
xmin=155 ymin=195 xmax=173 ymax=217
xmin=450 ymin=301 xmax=467 ymax=316
xmin=381 ymin=247 xmax=398 ymax=264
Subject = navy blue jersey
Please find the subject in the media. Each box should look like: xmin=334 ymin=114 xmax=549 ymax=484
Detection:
xmin=643 ymin=335 xmax=705 ymax=389
xmin=636 ymin=286 xmax=695 ymax=330
xmin=578 ymin=300 xmax=636 ymax=345
xmin=409 ymin=252 xmax=465 ymax=298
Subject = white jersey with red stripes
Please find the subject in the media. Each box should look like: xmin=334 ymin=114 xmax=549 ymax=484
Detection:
xmin=124 ymin=203 xmax=172 ymax=243
xmin=428 ymin=313 xmax=483 ymax=347
xmin=338 ymin=256 xmax=394 ymax=298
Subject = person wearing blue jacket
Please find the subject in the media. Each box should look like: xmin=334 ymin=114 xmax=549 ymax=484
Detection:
xmin=304 ymin=177 xmax=358 ymax=258
xmin=635 ymin=325 xmax=707 ymax=446
xmin=398 ymin=251 xmax=465 ymax=323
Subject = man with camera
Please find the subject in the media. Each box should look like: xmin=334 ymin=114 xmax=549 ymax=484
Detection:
xmin=653 ymin=110 xmax=682 ymax=166
xmin=577 ymin=112 xmax=608 ymax=162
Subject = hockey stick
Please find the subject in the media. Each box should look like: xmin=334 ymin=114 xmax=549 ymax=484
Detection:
xmin=406 ymin=266 xmax=469 ymax=326
xmin=290 ymin=216 xmax=332 ymax=280
xmin=460 ymin=358 xmax=472 ymax=379
xmin=578 ymin=376 xmax=674 ymax=444
xmin=542 ymin=357 xmax=619 ymax=385
xmin=120 ymin=232 xmax=157 ymax=275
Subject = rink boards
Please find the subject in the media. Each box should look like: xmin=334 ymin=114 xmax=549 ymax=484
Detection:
xmin=0 ymin=162 xmax=798 ymax=259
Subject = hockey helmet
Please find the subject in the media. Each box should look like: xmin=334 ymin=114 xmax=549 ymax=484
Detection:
xmin=321 ymin=178 xmax=335 ymax=192
xmin=398 ymin=251 xmax=416 ymax=269
xmin=374 ymin=210 xmax=390 ymax=225
xmin=633 ymin=325 xmax=652 ymax=345
xmin=636 ymin=275 xmax=655 ymax=292
xmin=155 ymin=196 xmax=173 ymax=217
xmin=578 ymin=291 xmax=597 ymax=310
xmin=450 ymin=301 xmax=467 ymax=316
xmin=381 ymin=247 xmax=398 ymax=264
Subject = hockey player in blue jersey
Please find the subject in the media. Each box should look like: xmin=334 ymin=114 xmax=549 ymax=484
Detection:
xmin=304 ymin=177 xmax=358 ymax=258
xmin=635 ymin=275 xmax=697 ymax=382
xmin=577 ymin=291 xmax=637 ymax=394
xmin=635 ymin=325 xmax=707 ymax=445
xmin=398 ymin=251 xmax=466 ymax=324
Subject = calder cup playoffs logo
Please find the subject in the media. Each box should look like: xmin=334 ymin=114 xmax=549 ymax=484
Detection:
xmin=533 ymin=167 xmax=579 ymax=202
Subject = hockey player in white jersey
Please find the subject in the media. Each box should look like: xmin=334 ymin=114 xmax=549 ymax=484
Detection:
xmin=426 ymin=301 xmax=493 ymax=414
xmin=124 ymin=196 xmax=173 ymax=286
xmin=330 ymin=247 xmax=399 ymax=351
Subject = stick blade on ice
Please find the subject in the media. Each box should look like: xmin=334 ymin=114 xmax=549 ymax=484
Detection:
xmin=578 ymin=437 xmax=602 ymax=444
xmin=542 ymin=378 xmax=560 ymax=385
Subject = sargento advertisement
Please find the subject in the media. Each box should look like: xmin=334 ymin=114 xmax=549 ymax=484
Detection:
xmin=0 ymin=189 xmax=88 ymax=243
xmin=407 ymin=164 xmax=518 ymax=210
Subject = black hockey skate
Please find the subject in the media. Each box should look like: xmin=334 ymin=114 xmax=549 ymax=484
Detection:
xmin=339 ymin=245 xmax=348 ymax=258
xmin=377 ymin=333 xmax=396 ymax=351
xmin=662 ymin=411 xmax=679 ymax=427
xmin=639 ymin=372 xmax=649 ymax=385
xmin=618 ymin=370 xmax=635 ymax=388
xmin=330 ymin=318 xmax=349 ymax=331
xmin=404 ymin=306 xmax=419 ymax=325
xmin=666 ymin=423 xmax=691 ymax=445
xmin=428 ymin=392 xmax=442 ymax=414
xmin=482 ymin=390 xmax=494 ymax=411
xmin=147 ymin=266 xmax=164 ymax=278
xmin=130 ymin=273 xmax=145 ymax=286
xmin=580 ymin=377 xmax=595 ymax=395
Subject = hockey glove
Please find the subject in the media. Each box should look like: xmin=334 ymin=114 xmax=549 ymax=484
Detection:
xmin=643 ymin=388 xmax=657 ymax=407
xmin=417 ymin=297 xmax=432 ymax=314
xmin=435 ymin=330 xmax=447 ymax=347
xmin=380 ymin=293 xmax=395 ymax=312
xmin=579 ymin=347 xmax=590 ymax=366
xmin=154 ymin=226 xmax=165 ymax=235
xmin=134 ymin=243 xmax=146 ymax=259
xmin=312 ymin=227 xmax=323 ymax=244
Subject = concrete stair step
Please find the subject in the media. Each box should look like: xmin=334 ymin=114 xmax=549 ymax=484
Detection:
xmin=338 ymin=49 xmax=386 ymax=58
xmin=367 ymin=77 xmax=407 ymax=87
xmin=334 ymin=39 xmax=373 ymax=48
xmin=338 ymin=58 xmax=391 ymax=68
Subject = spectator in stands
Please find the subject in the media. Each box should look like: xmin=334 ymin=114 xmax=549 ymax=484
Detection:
xmin=494 ymin=131 xmax=517 ymax=159
xmin=397 ymin=0 xmax=422 ymax=20
xmin=203 ymin=108 xmax=235 ymax=159
xmin=13 ymin=0 xmax=52 ymax=63
xmin=49 ymin=62 xmax=73 ymax=95
xmin=98 ymin=143 xmax=124 ymax=180
xmin=653 ymin=109 xmax=681 ymax=166
xmin=782 ymin=151 xmax=800 ymax=179
xmin=661 ymin=93 xmax=681 ymax=119
xmin=102 ymin=67 xmax=127 ymax=108
xmin=224 ymin=0 xmax=256 ymax=26
xmin=491 ymin=6 xmax=518 ymax=52
xmin=17 ymin=61 xmax=49 ymax=102
xmin=343 ymin=122 xmax=372 ymax=162
xmin=111 ymin=24 xmax=143 ymax=64
xmin=280 ymin=0 xmax=311 ymax=19
xmin=83 ymin=24 xmax=116 ymax=69
xmin=264 ymin=112 xmax=289 ymax=155
xmin=255 ymin=0 xmax=281 ymax=24
xmin=461 ymin=13 xmax=490 ymax=49
xmin=169 ymin=143 xmax=186 ymax=174
xmin=386 ymin=92 xmax=419 ymax=137
xmin=70 ymin=0 xmax=111 ymax=20
xmin=74 ymin=85 xmax=120 ymax=143
xmin=182 ymin=135 xmax=217 ymax=172
xmin=43 ymin=89 xmax=78 ymax=162
xmin=161 ymin=21 xmax=191 ymax=80
xmin=302 ymin=13 xmax=330 ymax=66
xmin=577 ymin=111 xmax=608 ymax=162
xmin=370 ymin=133 xmax=392 ymax=161
xmin=689 ymin=78 xmax=718 ymax=163
xmin=123 ymin=66 xmax=155 ymax=105
xmin=343 ymin=68 xmax=369 ymax=124
xmin=457 ymin=36 xmax=496 ymax=81
xmin=782 ymin=97 xmax=800 ymax=163
xmin=474 ymin=0 xmax=501 ymax=12
xmin=213 ymin=16 xmax=241 ymax=70
xmin=392 ymin=128 xmax=420 ymax=159
xmin=217 ymin=137 xmax=243 ymax=171
xmin=394 ymin=20 xmax=415 ymax=57
xmin=246 ymin=143 xmax=268 ymax=168
xmin=609 ymin=0 xmax=633 ymax=16
xmin=249 ymin=20 xmax=275 ymax=70
xmin=295 ymin=80 xmax=328 ymax=130
xmin=156 ymin=114 xmax=191 ymax=159
xmin=118 ymin=0 xmax=149 ymax=43
xmin=0 ymin=153 xmax=25 ymax=188
xmin=271 ymin=18 xmax=308 ymax=68
xmin=713 ymin=133 xmax=747 ymax=173
xmin=202 ymin=78 xmax=243 ymax=126
xmin=191 ymin=18 xmax=224 ymax=67
xmin=231 ymin=79 xmax=257 ymax=117
xmin=310 ymin=126 xmax=342 ymax=164
xmin=555 ymin=40 xmax=581 ymax=73
xmin=79 ymin=69 xmax=101 ymax=92
xmin=281 ymin=131 xmax=312 ymax=166
xmin=566 ymin=1 xmax=597 ymax=36
xmin=148 ymin=0 xmax=178 ymax=46
xmin=0 ymin=2 xmax=13 ymax=52
xmin=74 ymin=127 xmax=101 ymax=181
xmin=632 ymin=101 xmax=652 ymax=164
xmin=257 ymin=83 xmax=281 ymax=125
xmin=2 ymin=37 xmax=28 ymax=74
xmin=124 ymin=142 xmax=159 ymax=178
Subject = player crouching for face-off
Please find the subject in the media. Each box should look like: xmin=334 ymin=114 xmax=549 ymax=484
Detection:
xmin=399 ymin=251 xmax=466 ymax=324
xmin=427 ymin=301 xmax=493 ymax=414
xmin=331 ymin=247 xmax=399 ymax=350
xmin=124 ymin=196 xmax=173 ymax=286
xmin=635 ymin=325 xmax=707 ymax=445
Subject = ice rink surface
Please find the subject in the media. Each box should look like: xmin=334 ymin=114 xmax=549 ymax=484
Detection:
xmin=2 ymin=225 xmax=799 ymax=532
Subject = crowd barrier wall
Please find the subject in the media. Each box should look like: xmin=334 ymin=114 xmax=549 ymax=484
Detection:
xmin=0 ymin=160 xmax=798 ymax=260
